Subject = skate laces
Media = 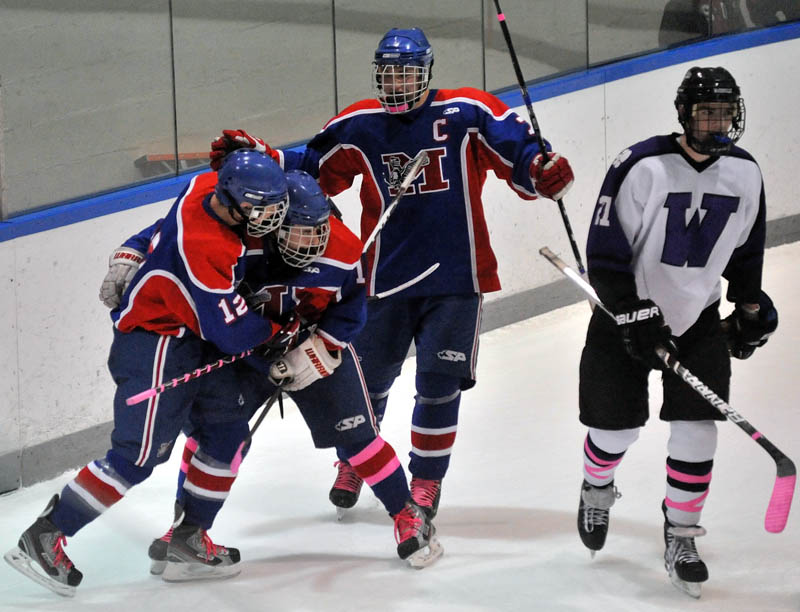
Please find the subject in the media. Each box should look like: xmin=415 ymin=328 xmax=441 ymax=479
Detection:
xmin=410 ymin=478 xmax=440 ymax=508
xmin=582 ymin=506 xmax=610 ymax=532
xmin=51 ymin=534 xmax=73 ymax=570
xmin=667 ymin=525 xmax=706 ymax=564
xmin=581 ymin=483 xmax=620 ymax=531
xmin=333 ymin=461 xmax=362 ymax=493
xmin=393 ymin=506 xmax=424 ymax=544
xmin=199 ymin=530 xmax=225 ymax=560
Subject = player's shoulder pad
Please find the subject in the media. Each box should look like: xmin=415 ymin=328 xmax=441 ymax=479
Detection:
xmin=607 ymin=134 xmax=677 ymax=175
xmin=433 ymin=87 xmax=511 ymax=117
xmin=323 ymin=98 xmax=383 ymax=129
xmin=320 ymin=217 xmax=363 ymax=265
xmin=725 ymin=144 xmax=759 ymax=166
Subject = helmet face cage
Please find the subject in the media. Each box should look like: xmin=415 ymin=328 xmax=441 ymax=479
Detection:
xmin=675 ymin=66 xmax=746 ymax=155
xmin=215 ymin=150 xmax=288 ymax=236
xmin=372 ymin=27 xmax=433 ymax=114
xmin=372 ymin=62 xmax=431 ymax=114
xmin=278 ymin=169 xmax=332 ymax=267
xmin=243 ymin=193 xmax=289 ymax=237
xmin=277 ymin=221 xmax=331 ymax=267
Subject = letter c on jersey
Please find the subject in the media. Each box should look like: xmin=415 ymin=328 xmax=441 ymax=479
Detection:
xmin=433 ymin=118 xmax=448 ymax=142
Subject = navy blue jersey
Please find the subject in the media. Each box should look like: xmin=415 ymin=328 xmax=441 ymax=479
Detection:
xmin=239 ymin=217 xmax=367 ymax=350
xmin=587 ymin=134 xmax=766 ymax=335
xmin=121 ymin=212 xmax=366 ymax=352
xmin=276 ymin=88 xmax=548 ymax=298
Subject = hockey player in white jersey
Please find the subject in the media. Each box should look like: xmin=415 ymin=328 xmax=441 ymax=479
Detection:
xmin=576 ymin=66 xmax=778 ymax=598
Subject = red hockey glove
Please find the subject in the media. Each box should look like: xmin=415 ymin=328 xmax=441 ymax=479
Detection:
xmin=209 ymin=129 xmax=272 ymax=171
xmin=531 ymin=152 xmax=574 ymax=200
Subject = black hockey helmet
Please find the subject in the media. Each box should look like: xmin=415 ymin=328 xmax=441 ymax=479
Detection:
xmin=674 ymin=66 xmax=745 ymax=155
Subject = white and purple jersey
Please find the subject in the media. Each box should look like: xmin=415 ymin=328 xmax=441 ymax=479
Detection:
xmin=277 ymin=88 xmax=547 ymax=298
xmin=587 ymin=134 xmax=766 ymax=335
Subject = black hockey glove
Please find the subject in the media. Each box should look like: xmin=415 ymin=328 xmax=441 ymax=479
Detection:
xmin=614 ymin=297 xmax=675 ymax=370
xmin=257 ymin=315 xmax=301 ymax=361
xmin=722 ymin=290 xmax=778 ymax=360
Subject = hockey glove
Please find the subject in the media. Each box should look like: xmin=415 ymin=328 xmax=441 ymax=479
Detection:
xmin=268 ymin=334 xmax=342 ymax=391
xmin=722 ymin=290 xmax=778 ymax=360
xmin=614 ymin=297 xmax=675 ymax=370
xmin=209 ymin=129 xmax=272 ymax=171
xmin=258 ymin=315 xmax=302 ymax=361
xmin=99 ymin=247 xmax=144 ymax=308
xmin=531 ymin=152 xmax=574 ymax=201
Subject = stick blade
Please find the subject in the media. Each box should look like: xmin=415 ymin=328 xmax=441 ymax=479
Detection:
xmin=765 ymin=458 xmax=796 ymax=533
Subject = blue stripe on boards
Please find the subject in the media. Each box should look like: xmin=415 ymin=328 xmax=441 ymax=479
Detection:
xmin=2 ymin=21 xmax=798 ymax=243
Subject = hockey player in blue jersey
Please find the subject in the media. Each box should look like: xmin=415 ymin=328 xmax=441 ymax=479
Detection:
xmin=3 ymin=150 xmax=306 ymax=596
xmin=208 ymin=26 xmax=575 ymax=521
xmin=575 ymin=67 xmax=778 ymax=598
xmin=101 ymin=170 xmax=443 ymax=570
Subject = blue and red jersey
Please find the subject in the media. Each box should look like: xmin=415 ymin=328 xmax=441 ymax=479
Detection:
xmin=239 ymin=216 xmax=367 ymax=350
xmin=112 ymin=172 xmax=280 ymax=355
xmin=115 ymin=188 xmax=366 ymax=354
xmin=276 ymin=88 xmax=548 ymax=297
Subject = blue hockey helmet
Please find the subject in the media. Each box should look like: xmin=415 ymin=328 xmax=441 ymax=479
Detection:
xmin=372 ymin=27 xmax=434 ymax=114
xmin=277 ymin=170 xmax=331 ymax=267
xmin=215 ymin=149 xmax=289 ymax=237
xmin=674 ymin=66 xmax=745 ymax=155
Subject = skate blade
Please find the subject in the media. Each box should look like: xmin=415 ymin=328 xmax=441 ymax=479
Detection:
xmin=162 ymin=561 xmax=241 ymax=582
xmin=336 ymin=507 xmax=348 ymax=522
xmin=4 ymin=546 xmax=76 ymax=598
xmin=150 ymin=559 xmax=167 ymax=575
xmin=405 ymin=536 xmax=444 ymax=569
xmin=669 ymin=572 xmax=702 ymax=599
xmin=589 ymin=550 xmax=596 ymax=559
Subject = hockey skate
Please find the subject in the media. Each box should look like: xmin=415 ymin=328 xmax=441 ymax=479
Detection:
xmin=410 ymin=476 xmax=442 ymax=519
xmin=577 ymin=479 xmax=621 ymax=557
xmin=148 ymin=501 xmax=184 ymax=575
xmin=393 ymin=501 xmax=443 ymax=569
xmin=329 ymin=460 xmax=363 ymax=520
xmin=663 ymin=503 xmax=708 ymax=599
xmin=3 ymin=495 xmax=83 ymax=597
xmin=162 ymin=521 xmax=241 ymax=582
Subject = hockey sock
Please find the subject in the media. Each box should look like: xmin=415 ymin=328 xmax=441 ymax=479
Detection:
xmin=664 ymin=420 xmax=717 ymax=526
xmin=174 ymin=436 xmax=199 ymax=506
xmin=182 ymin=447 xmax=237 ymax=530
xmin=664 ymin=457 xmax=713 ymax=526
xmin=51 ymin=450 xmax=151 ymax=536
xmin=408 ymin=372 xmax=461 ymax=481
xmin=181 ymin=422 xmax=248 ymax=529
xmin=582 ymin=428 xmax=639 ymax=487
xmin=341 ymin=436 xmax=408 ymax=516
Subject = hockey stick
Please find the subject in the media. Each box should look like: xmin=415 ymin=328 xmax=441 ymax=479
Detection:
xmin=539 ymin=246 xmax=796 ymax=533
xmin=126 ymin=348 xmax=256 ymax=406
xmin=491 ymin=1 xmax=586 ymax=276
xmin=230 ymin=383 xmax=285 ymax=474
xmin=369 ymin=262 xmax=439 ymax=301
